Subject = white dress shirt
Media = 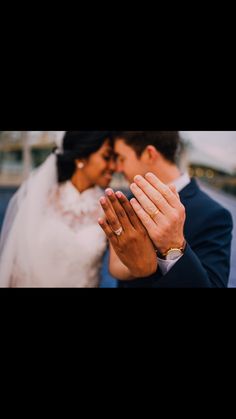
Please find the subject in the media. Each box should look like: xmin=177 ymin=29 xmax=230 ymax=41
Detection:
xmin=158 ymin=173 xmax=190 ymax=276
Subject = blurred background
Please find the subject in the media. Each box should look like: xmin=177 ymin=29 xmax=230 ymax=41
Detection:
xmin=0 ymin=131 xmax=235 ymax=286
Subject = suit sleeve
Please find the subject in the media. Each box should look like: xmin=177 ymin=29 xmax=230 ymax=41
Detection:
xmin=152 ymin=207 xmax=233 ymax=288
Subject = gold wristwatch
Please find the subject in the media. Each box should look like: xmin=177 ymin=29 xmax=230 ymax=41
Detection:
xmin=157 ymin=240 xmax=187 ymax=261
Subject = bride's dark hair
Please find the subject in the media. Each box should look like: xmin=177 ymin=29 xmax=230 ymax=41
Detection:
xmin=54 ymin=131 xmax=112 ymax=183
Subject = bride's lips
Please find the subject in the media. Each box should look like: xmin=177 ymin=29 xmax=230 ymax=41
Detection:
xmin=103 ymin=173 xmax=113 ymax=181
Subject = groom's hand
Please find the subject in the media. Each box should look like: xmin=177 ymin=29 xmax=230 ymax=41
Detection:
xmin=130 ymin=173 xmax=186 ymax=257
xmin=98 ymin=189 xmax=158 ymax=278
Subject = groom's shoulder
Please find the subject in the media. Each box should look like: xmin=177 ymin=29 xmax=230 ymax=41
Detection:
xmin=183 ymin=180 xmax=233 ymax=228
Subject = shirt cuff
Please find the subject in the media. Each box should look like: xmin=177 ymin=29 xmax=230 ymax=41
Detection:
xmin=158 ymin=255 xmax=183 ymax=276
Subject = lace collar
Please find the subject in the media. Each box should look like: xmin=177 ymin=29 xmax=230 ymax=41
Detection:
xmin=55 ymin=181 xmax=104 ymax=217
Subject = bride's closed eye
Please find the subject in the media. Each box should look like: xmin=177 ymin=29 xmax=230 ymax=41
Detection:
xmin=102 ymin=153 xmax=115 ymax=162
xmin=102 ymin=155 xmax=111 ymax=162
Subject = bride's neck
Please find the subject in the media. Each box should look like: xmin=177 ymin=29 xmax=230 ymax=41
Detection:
xmin=71 ymin=173 xmax=93 ymax=194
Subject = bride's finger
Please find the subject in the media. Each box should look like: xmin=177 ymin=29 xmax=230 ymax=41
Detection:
xmin=115 ymin=191 xmax=144 ymax=230
xmin=98 ymin=218 xmax=117 ymax=245
xmin=99 ymin=196 xmax=123 ymax=233
xmin=105 ymin=188 xmax=131 ymax=230
xmin=105 ymin=192 xmax=117 ymax=214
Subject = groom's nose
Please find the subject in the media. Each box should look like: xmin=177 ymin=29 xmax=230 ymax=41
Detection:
xmin=116 ymin=161 xmax=124 ymax=174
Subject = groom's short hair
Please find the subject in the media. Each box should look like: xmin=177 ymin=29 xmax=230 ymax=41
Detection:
xmin=112 ymin=131 xmax=180 ymax=163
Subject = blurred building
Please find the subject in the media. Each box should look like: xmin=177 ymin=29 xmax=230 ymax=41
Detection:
xmin=0 ymin=131 xmax=130 ymax=190
xmin=0 ymin=131 xmax=58 ymax=186
xmin=180 ymin=139 xmax=236 ymax=197
xmin=1 ymin=131 xmax=236 ymax=196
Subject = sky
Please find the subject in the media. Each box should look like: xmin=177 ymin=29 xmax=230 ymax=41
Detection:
xmin=180 ymin=131 xmax=236 ymax=174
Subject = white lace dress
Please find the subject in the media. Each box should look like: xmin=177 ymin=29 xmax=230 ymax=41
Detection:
xmin=11 ymin=182 xmax=107 ymax=287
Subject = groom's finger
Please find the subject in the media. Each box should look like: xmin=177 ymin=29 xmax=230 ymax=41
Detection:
xmin=169 ymin=183 xmax=179 ymax=198
xmin=130 ymin=182 xmax=166 ymax=216
xmin=130 ymin=198 xmax=157 ymax=234
xmin=144 ymin=173 xmax=181 ymax=208
xmin=132 ymin=174 xmax=179 ymax=213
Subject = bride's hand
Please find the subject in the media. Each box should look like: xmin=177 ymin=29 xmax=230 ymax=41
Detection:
xmin=98 ymin=189 xmax=158 ymax=279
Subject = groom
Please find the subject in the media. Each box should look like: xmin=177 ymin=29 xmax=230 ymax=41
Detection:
xmin=100 ymin=131 xmax=233 ymax=288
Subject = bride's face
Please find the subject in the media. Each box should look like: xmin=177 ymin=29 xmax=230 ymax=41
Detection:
xmin=83 ymin=139 xmax=116 ymax=188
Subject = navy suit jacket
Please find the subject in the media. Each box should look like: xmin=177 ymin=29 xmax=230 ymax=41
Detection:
xmin=118 ymin=179 xmax=233 ymax=288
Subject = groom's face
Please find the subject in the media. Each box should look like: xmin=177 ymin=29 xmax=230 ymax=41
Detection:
xmin=114 ymin=139 xmax=149 ymax=184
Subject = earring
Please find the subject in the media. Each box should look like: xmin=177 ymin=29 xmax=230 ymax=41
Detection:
xmin=77 ymin=162 xmax=84 ymax=169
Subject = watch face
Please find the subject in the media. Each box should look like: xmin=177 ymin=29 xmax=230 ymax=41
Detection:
xmin=166 ymin=249 xmax=183 ymax=261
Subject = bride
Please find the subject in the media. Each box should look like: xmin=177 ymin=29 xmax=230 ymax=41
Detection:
xmin=0 ymin=131 xmax=116 ymax=287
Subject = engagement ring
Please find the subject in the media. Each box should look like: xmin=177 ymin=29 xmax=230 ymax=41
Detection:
xmin=113 ymin=227 xmax=123 ymax=236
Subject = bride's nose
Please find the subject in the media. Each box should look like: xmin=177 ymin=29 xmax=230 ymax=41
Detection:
xmin=108 ymin=158 xmax=117 ymax=172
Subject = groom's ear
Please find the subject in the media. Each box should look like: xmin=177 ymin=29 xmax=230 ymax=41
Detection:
xmin=143 ymin=145 xmax=161 ymax=164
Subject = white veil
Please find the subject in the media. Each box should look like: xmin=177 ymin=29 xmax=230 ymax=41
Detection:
xmin=0 ymin=132 xmax=65 ymax=287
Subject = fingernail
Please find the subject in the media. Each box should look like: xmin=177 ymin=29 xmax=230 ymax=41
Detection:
xmin=105 ymin=188 xmax=113 ymax=196
xmin=145 ymin=172 xmax=153 ymax=179
xmin=115 ymin=191 xmax=123 ymax=199
xmin=134 ymin=175 xmax=142 ymax=182
xmin=100 ymin=197 xmax=106 ymax=205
